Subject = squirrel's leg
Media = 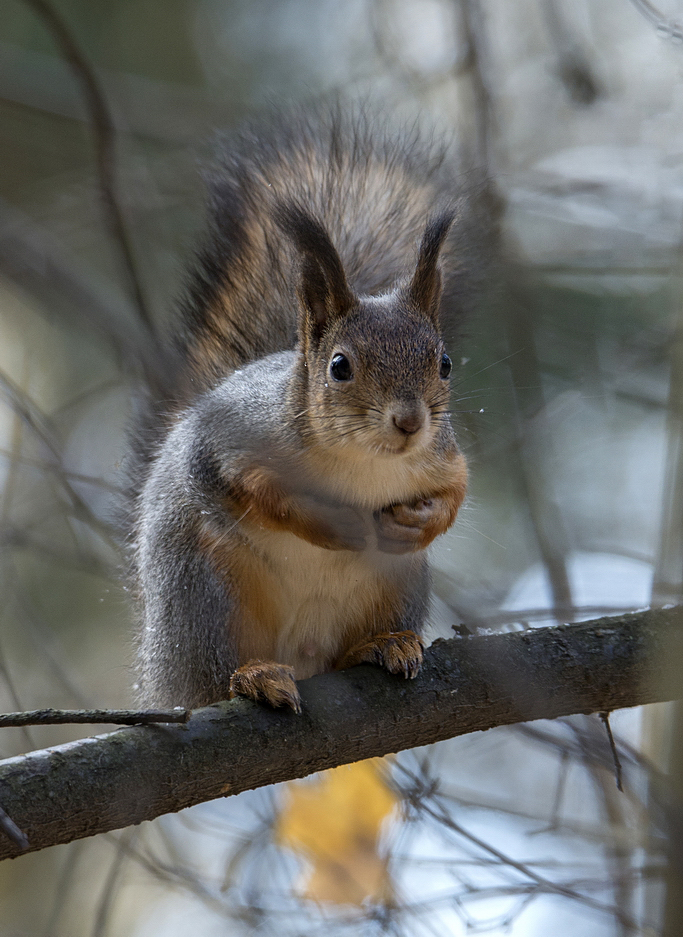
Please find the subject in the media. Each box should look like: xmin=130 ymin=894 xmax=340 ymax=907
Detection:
xmin=140 ymin=526 xmax=302 ymax=712
xmin=335 ymin=559 xmax=428 ymax=679
xmin=196 ymin=505 xmax=305 ymax=714
xmin=226 ymin=464 xmax=369 ymax=551
xmin=229 ymin=660 xmax=301 ymax=713
xmin=137 ymin=533 xmax=238 ymax=709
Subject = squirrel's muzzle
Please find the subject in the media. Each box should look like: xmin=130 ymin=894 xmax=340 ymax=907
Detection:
xmin=389 ymin=401 xmax=428 ymax=438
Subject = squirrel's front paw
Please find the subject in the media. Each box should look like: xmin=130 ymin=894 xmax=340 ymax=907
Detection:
xmin=374 ymin=498 xmax=447 ymax=554
xmin=336 ymin=630 xmax=423 ymax=679
xmin=229 ymin=660 xmax=301 ymax=713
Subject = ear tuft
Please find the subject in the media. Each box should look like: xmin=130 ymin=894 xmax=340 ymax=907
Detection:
xmin=274 ymin=201 xmax=354 ymax=342
xmin=408 ymin=210 xmax=456 ymax=321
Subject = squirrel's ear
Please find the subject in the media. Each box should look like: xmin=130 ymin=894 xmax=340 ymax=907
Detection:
xmin=274 ymin=202 xmax=354 ymax=344
xmin=407 ymin=210 xmax=455 ymax=322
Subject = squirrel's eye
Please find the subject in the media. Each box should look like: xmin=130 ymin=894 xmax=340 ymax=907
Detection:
xmin=330 ymin=353 xmax=353 ymax=382
xmin=440 ymin=353 xmax=452 ymax=379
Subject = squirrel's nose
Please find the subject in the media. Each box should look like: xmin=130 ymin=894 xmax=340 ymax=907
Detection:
xmin=391 ymin=406 xmax=425 ymax=436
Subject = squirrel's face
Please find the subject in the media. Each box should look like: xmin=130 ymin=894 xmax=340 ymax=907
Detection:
xmin=275 ymin=202 xmax=457 ymax=458
xmin=305 ymin=296 xmax=452 ymax=457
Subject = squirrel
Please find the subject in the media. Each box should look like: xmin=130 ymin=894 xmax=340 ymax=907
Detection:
xmin=130 ymin=104 xmax=478 ymax=714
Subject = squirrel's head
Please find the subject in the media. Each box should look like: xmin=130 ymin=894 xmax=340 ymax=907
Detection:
xmin=275 ymin=203 xmax=455 ymax=457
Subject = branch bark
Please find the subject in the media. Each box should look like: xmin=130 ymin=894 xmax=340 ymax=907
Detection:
xmin=0 ymin=608 xmax=681 ymax=861
xmin=0 ymin=709 xmax=190 ymax=727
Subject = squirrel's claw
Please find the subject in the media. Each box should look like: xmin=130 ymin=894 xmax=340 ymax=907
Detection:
xmin=229 ymin=660 xmax=302 ymax=713
xmin=337 ymin=630 xmax=424 ymax=679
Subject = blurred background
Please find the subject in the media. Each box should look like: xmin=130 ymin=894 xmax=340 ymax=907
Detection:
xmin=0 ymin=0 xmax=681 ymax=934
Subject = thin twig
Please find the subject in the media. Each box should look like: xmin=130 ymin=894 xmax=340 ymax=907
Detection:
xmin=628 ymin=0 xmax=683 ymax=39
xmin=0 ymin=197 xmax=165 ymax=391
xmin=0 ymin=708 xmax=190 ymax=727
xmin=42 ymin=840 xmax=86 ymax=937
xmin=0 ymin=367 xmax=120 ymax=549
xmin=543 ymin=0 xmax=600 ymax=105
xmin=599 ymin=712 xmax=624 ymax=793
xmin=0 ymin=643 xmax=35 ymax=751
xmin=0 ymin=447 xmax=126 ymax=495
xmin=0 ymin=803 xmax=29 ymax=850
xmin=91 ymin=829 xmax=137 ymax=937
xmin=460 ymin=0 xmax=497 ymax=171
xmin=21 ymin=0 xmax=154 ymax=338
xmin=394 ymin=762 xmax=639 ymax=929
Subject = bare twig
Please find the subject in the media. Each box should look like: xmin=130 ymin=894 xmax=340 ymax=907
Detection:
xmin=0 ymin=367 xmax=120 ymax=549
xmin=0 ymin=448 xmax=125 ymax=496
xmin=0 ymin=643 xmax=34 ymax=752
xmin=628 ymin=0 xmax=683 ymax=41
xmin=0 ymin=708 xmax=190 ymax=728
xmin=599 ymin=712 xmax=624 ymax=793
xmin=503 ymin=272 xmax=574 ymax=617
xmin=543 ymin=0 xmax=600 ymax=105
xmin=91 ymin=829 xmax=137 ymax=937
xmin=394 ymin=762 xmax=639 ymax=929
xmin=460 ymin=0 xmax=496 ymax=171
xmin=0 ymin=199 xmax=165 ymax=390
xmin=21 ymin=0 xmax=154 ymax=338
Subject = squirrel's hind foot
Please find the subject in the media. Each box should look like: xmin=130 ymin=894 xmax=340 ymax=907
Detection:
xmin=229 ymin=660 xmax=302 ymax=713
xmin=337 ymin=631 xmax=424 ymax=679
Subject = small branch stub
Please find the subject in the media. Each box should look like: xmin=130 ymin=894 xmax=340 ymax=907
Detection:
xmin=0 ymin=804 xmax=29 ymax=851
xmin=599 ymin=711 xmax=624 ymax=792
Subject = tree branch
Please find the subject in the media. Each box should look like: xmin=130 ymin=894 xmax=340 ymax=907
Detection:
xmin=0 ymin=608 xmax=680 ymax=861
xmin=0 ymin=709 xmax=190 ymax=728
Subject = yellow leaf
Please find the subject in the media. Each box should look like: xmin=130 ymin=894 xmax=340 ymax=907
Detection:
xmin=276 ymin=758 xmax=398 ymax=906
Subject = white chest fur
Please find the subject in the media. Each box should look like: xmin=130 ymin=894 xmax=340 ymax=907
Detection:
xmin=240 ymin=524 xmax=405 ymax=678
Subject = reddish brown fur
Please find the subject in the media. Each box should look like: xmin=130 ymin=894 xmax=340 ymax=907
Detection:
xmin=223 ymin=464 xmax=368 ymax=552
